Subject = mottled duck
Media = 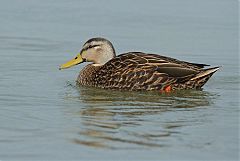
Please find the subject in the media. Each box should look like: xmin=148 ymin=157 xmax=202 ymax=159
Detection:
xmin=60 ymin=37 xmax=219 ymax=92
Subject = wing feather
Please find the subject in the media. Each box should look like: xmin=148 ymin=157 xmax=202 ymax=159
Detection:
xmin=96 ymin=52 xmax=203 ymax=90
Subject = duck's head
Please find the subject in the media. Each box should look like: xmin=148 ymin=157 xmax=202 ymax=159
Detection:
xmin=59 ymin=37 xmax=116 ymax=69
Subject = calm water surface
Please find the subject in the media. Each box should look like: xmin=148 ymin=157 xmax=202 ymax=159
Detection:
xmin=0 ymin=0 xmax=239 ymax=161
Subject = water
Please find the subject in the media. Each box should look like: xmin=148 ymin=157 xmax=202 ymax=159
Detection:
xmin=0 ymin=0 xmax=239 ymax=160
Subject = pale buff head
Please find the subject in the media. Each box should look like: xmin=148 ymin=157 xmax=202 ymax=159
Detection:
xmin=81 ymin=38 xmax=116 ymax=65
xmin=59 ymin=37 xmax=116 ymax=69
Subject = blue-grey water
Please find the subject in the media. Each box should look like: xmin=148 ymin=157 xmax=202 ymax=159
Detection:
xmin=0 ymin=0 xmax=239 ymax=161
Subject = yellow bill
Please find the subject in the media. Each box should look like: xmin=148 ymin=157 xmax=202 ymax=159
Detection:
xmin=59 ymin=53 xmax=84 ymax=70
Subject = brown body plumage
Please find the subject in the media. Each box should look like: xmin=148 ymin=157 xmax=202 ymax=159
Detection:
xmin=60 ymin=38 xmax=219 ymax=91
xmin=77 ymin=52 xmax=219 ymax=91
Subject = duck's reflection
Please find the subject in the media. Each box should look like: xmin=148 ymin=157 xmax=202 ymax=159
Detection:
xmin=67 ymin=86 xmax=213 ymax=149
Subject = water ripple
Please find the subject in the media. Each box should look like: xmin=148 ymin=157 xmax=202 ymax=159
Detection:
xmin=63 ymin=85 xmax=215 ymax=149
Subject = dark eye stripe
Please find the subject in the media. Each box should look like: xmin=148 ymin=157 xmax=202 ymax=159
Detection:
xmin=84 ymin=44 xmax=100 ymax=51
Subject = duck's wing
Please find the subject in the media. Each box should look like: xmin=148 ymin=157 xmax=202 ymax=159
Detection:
xmin=129 ymin=52 xmax=209 ymax=69
xmin=118 ymin=52 xmax=203 ymax=76
xmin=97 ymin=52 xmax=205 ymax=90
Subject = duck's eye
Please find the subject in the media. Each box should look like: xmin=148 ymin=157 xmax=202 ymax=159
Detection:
xmin=89 ymin=45 xmax=99 ymax=49
xmin=84 ymin=45 xmax=99 ymax=51
xmin=85 ymin=46 xmax=91 ymax=50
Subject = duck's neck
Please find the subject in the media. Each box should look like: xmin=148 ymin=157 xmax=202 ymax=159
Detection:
xmin=77 ymin=64 xmax=102 ymax=86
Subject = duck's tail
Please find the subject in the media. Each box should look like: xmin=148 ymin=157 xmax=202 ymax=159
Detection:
xmin=190 ymin=66 xmax=220 ymax=89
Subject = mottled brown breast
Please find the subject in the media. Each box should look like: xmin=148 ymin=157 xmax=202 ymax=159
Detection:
xmin=77 ymin=64 xmax=101 ymax=86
